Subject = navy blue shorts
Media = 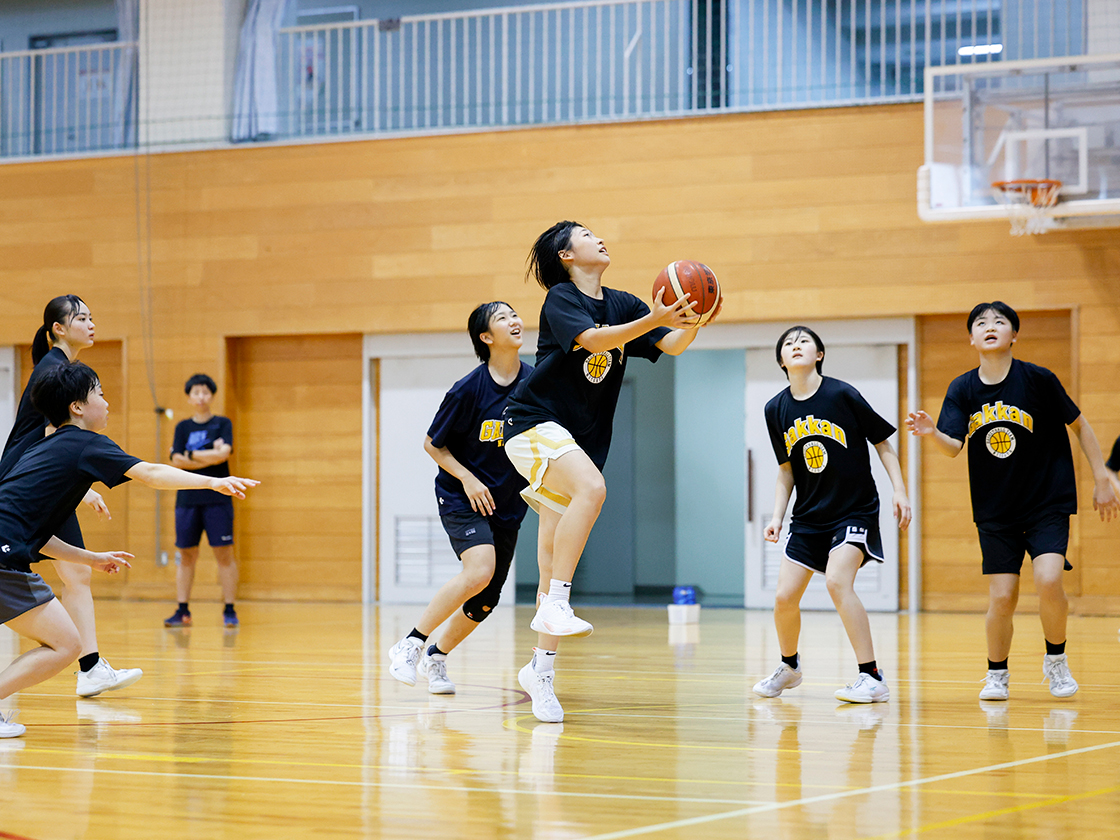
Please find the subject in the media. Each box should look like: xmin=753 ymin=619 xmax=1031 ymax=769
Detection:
xmin=976 ymin=512 xmax=1071 ymax=575
xmin=0 ymin=567 xmax=55 ymax=624
xmin=175 ymin=503 xmax=234 ymax=549
xmin=440 ymin=509 xmax=518 ymax=561
xmin=783 ymin=519 xmax=885 ymax=575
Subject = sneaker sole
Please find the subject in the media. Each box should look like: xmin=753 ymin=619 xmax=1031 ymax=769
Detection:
xmin=835 ymin=691 xmax=890 ymax=704
xmin=1049 ymin=685 xmax=1078 ymax=698
xmin=529 ymin=616 xmax=594 ymax=637
xmin=428 ymin=684 xmax=456 ymax=695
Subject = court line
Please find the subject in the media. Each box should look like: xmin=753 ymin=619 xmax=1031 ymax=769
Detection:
xmin=577 ymin=738 xmax=1120 ymax=840
xmin=861 ymin=783 xmax=1120 ymax=839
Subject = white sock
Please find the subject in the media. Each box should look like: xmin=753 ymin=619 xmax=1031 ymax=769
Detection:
xmin=545 ymin=579 xmax=572 ymax=604
xmin=533 ymin=648 xmax=557 ymax=674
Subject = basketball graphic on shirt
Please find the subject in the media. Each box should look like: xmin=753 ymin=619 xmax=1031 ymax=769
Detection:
xmin=803 ymin=441 xmax=828 ymax=473
xmin=985 ymin=426 xmax=1016 ymax=458
xmin=584 ymin=351 xmax=612 ymax=383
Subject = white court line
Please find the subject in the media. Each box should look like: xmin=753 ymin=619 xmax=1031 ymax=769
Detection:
xmin=579 ymin=738 xmax=1120 ymax=840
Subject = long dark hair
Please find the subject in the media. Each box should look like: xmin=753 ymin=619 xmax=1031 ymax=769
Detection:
xmin=526 ymin=221 xmax=582 ymax=290
xmin=32 ymin=294 xmax=86 ymax=365
xmin=468 ymin=302 xmax=513 ymax=363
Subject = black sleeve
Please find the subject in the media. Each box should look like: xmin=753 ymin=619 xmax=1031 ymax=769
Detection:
xmin=1108 ymin=436 xmax=1120 ymax=473
xmin=620 ymin=291 xmax=669 ymax=362
xmin=218 ymin=416 xmax=233 ymax=449
xmin=936 ymin=376 xmax=970 ymax=443
xmin=845 ymin=384 xmax=896 ymax=446
xmin=170 ymin=420 xmax=189 ymax=456
xmin=79 ymin=436 xmax=143 ymax=488
xmin=764 ymin=397 xmax=790 ymax=465
xmin=542 ymin=285 xmax=597 ymax=354
xmin=1039 ymin=368 xmax=1081 ymax=425
xmin=426 ymin=390 xmax=468 ymax=449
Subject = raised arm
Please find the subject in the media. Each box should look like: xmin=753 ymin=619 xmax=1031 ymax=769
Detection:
xmin=574 ymin=288 xmax=699 ymax=355
xmin=41 ymin=535 xmax=133 ymax=574
xmin=1068 ymin=414 xmax=1120 ymax=522
xmin=873 ymin=439 xmax=912 ymax=530
xmin=125 ymin=461 xmax=258 ymax=498
xmin=764 ymin=463 xmax=796 ymax=543
xmin=423 ymin=435 xmax=495 ymax=516
xmin=905 ymin=410 xmax=964 ymax=457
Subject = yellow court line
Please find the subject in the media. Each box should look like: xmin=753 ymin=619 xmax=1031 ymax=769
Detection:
xmin=502 ymin=714 xmax=820 ymax=753
xmin=859 ymin=783 xmax=1120 ymax=839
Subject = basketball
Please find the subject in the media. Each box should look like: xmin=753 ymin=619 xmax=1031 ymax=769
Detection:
xmin=653 ymin=260 xmax=721 ymax=326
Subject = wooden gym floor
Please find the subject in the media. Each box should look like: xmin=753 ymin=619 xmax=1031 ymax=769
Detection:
xmin=1 ymin=602 xmax=1118 ymax=839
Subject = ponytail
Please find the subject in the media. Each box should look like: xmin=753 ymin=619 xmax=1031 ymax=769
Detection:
xmin=32 ymin=294 xmax=85 ymax=365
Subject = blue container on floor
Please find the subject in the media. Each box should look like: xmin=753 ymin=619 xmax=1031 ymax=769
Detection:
xmin=672 ymin=586 xmax=697 ymax=605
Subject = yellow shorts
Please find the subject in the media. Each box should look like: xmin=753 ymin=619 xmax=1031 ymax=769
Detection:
xmin=504 ymin=422 xmax=581 ymax=514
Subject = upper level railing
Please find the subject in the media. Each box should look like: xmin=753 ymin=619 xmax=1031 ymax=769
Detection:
xmin=0 ymin=41 xmax=136 ymax=158
xmin=0 ymin=0 xmax=1088 ymax=159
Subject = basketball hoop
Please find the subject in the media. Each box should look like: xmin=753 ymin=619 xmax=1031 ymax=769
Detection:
xmin=991 ymin=179 xmax=1062 ymax=236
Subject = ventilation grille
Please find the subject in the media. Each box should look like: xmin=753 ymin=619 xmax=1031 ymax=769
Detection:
xmin=394 ymin=516 xmax=460 ymax=587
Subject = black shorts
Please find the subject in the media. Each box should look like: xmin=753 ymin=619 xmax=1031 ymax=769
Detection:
xmin=0 ymin=566 xmax=55 ymax=625
xmin=783 ymin=519 xmax=885 ymax=575
xmin=440 ymin=509 xmax=518 ymax=565
xmin=976 ymin=512 xmax=1072 ymax=575
xmin=175 ymin=502 xmax=235 ymax=549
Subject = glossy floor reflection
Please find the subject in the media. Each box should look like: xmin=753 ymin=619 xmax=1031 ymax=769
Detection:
xmin=0 ymin=604 xmax=1118 ymax=839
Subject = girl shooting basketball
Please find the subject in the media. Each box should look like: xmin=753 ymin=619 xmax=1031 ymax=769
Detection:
xmin=503 ymin=221 xmax=719 ymax=722
xmin=754 ymin=326 xmax=910 ymax=704
xmin=387 ymin=302 xmax=532 ymax=695
xmin=0 ymin=295 xmax=143 ymax=699
xmin=907 ymin=302 xmax=1118 ymax=700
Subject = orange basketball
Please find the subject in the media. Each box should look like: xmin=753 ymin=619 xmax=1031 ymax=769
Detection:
xmin=653 ymin=260 xmax=721 ymax=326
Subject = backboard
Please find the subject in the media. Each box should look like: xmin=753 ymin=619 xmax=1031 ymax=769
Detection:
xmin=919 ymin=53 xmax=1120 ymax=231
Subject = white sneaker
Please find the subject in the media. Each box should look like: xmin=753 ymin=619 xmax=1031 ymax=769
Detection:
xmin=0 ymin=711 xmax=25 ymax=739
xmin=979 ymin=669 xmax=1010 ymax=700
xmin=387 ymin=637 xmax=423 ymax=686
xmin=518 ymin=660 xmax=564 ymax=723
xmin=530 ymin=600 xmax=593 ymax=637
xmin=1042 ymin=654 xmax=1078 ymax=698
xmin=75 ymin=658 xmax=143 ymax=698
xmin=835 ymin=671 xmax=890 ymax=704
xmin=418 ymin=654 xmax=456 ymax=695
xmin=753 ymin=663 xmax=802 ymax=698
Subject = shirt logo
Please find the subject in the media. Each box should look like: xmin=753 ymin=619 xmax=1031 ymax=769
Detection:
xmin=783 ymin=415 xmax=848 ymax=456
xmin=803 ymin=440 xmax=828 ymax=473
xmin=479 ymin=419 xmax=505 ymax=447
xmin=583 ymin=351 xmax=612 ymax=384
xmin=968 ymin=401 xmax=1033 ymax=438
xmin=0 ymin=545 xmax=9 ymax=553
xmin=985 ymin=426 xmax=1016 ymax=458
xmin=465 ymin=528 xmax=476 ymax=536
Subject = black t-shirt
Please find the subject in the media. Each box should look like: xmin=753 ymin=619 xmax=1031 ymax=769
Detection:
xmin=1107 ymin=436 xmax=1120 ymax=473
xmin=765 ymin=377 xmax=896 ymax=533
xmin=937 ymin=359 xmax=1080 ymax=526
xmin=170 ymin=416 xmax=233 ymax=507
xmin=505 ymin=283 xmax=670 ymax=469
xmin=0 ymin=426 xmax=140 ymax=572
xmin=0 ymin=347 xmax=69 ymax=482
xmin=428 ymin=362 xmax=532 ymax=529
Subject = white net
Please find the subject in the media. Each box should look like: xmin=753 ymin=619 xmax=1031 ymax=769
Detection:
xmin=992 ymin=180 xmax=1063 ymax=236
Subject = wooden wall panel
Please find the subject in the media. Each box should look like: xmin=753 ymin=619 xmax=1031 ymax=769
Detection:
xmin=0 ymin=102 xmax=1118 ymax=609
xmin=226 ymin=334 xmax=363 ymax=601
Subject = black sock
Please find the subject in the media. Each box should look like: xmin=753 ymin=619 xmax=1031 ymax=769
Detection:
xmin=79 ymin=652 xmax=100 ymax=673
xmin=1045 ymin=640 xmax=1066 ymax=656
xmin=858 ymin=661 xmax=881 ymax=681
xmin=427 ymin=644 xmax=448 ymax=658
xmin=988 ymin=658 xmax=1009 ymax=671
xmin=781 ymin=653 xmax=799 ymax=670
xmin=178 ymin=602 xmax=190 ymax=615
xmin=224 ymin=603 xmax=236 ymax=614
xmin=407 ymin=628 xmax=429 ymax=643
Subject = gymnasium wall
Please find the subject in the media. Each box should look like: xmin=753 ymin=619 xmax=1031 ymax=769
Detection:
xmin=1 ymin=102 xmax=1118 ymax=611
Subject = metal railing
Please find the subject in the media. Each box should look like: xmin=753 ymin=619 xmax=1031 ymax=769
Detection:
xmin=274 ymin=0 xmax=1086 ymax=140
xmin=0 ymin=41 xmax=137 ymax=158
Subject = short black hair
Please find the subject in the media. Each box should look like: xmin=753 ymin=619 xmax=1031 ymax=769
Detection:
xmin=527 ymin=220 xmax=583 ymax=290
xmin=468 ymin=302 xmax=513 ymax=363
xmin=775 ymin=325 xmax=826 ymax=378
xmin=29 ymin=361 xmax=100 ymax=428
xmin=184 ymin=373 xmax=217 ymax=395
xmin=967 ymin=301 xmax=1020 ymax=333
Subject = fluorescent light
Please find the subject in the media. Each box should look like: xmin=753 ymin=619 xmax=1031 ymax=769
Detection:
xmin=959 ymin=43 xmax=1004 ymax=56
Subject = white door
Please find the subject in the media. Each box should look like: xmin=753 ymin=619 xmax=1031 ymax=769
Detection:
xmin=745 ymin=344 xmax=900 ymax=611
